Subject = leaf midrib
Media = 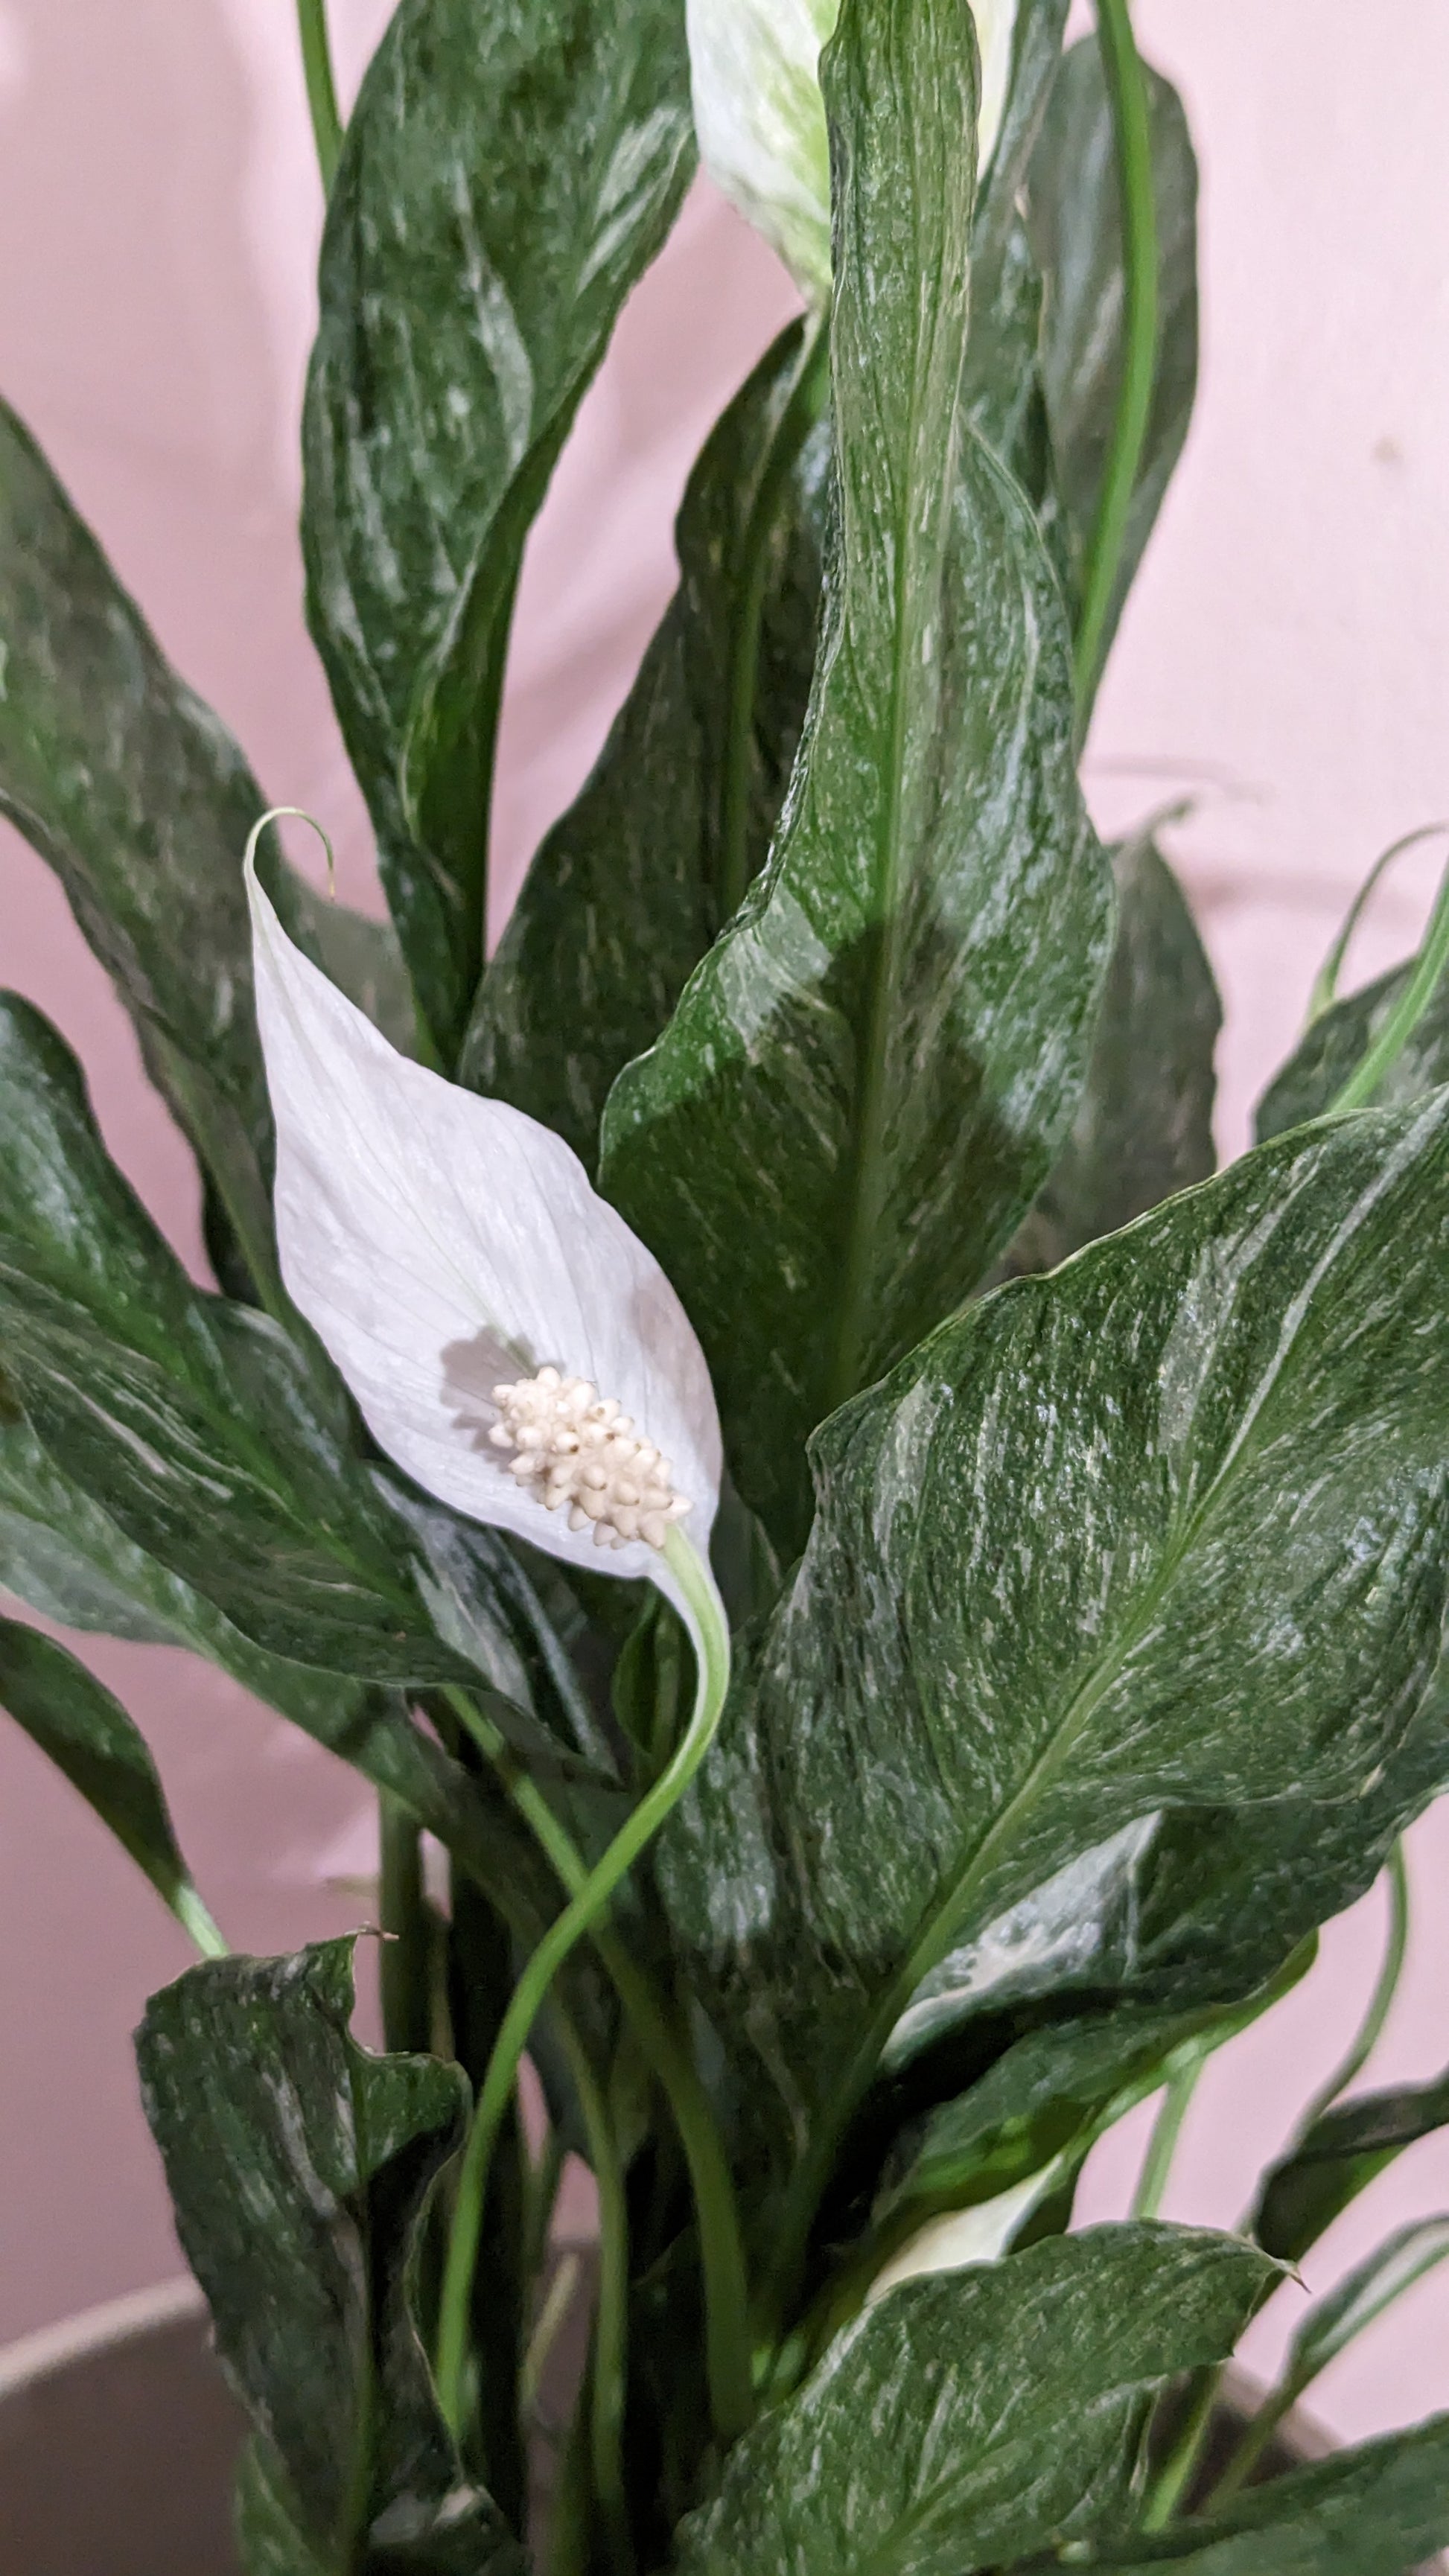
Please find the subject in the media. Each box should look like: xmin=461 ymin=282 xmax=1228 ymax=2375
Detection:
xmin=771 ymin=1120 xmax=1433 ymax=2312
xmin=827 ymin=266 xmax=958 ymax=1417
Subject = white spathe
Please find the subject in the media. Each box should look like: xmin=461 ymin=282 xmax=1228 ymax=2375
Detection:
xmin=245 ymin=858 xmax=724 ymax=1631
xmin=687 ymin=0 xmax=1019 ymax=306
xmin=865 ymin=2158 xmax=1066 ymax=2302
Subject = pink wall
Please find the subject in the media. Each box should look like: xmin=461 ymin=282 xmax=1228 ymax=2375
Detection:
xmin=1 ymin=0 xmax=1448 ymax=2442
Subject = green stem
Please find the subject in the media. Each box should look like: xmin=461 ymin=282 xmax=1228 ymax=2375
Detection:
xmin=1132 ymin=2049 xmax=1206 ymax=2221
xmin=436 ymin=1534 xmax=746 ymax=2443
xmin=173 ymin=1881 xmax=229 ymax=1960
xmin=1298 ymin=1843 xmax=1410 ymax=2131
xmin=560 ymin=2030 xmax=635 ymax=2576
xmin=717 ymin=319 xmax=831 ymax=922
xmin=1207 ymin=2379 xmax=1299 ymax=2509
xmin=379 ymin=1791 xmax=433 ymax=2055
xmin=1327 ymin=858 xmax=1449 ymax=1115
xmin=296 ymin=0 xmax=343 ymax=193
xmin=1308 ymin=824 xmax=1449 ymax=1023
xmin=1074 ymin=0 xmax=1159 ymax=726
xmin=1139 ymin=2363 xmax=1220 ymax=2531
xmin=442 ymin=1677 xmax=753 ymax=2445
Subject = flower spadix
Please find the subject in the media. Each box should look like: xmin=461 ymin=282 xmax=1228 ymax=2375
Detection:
xmin=687 ymin=0 xmax=1019 ymax=306
xmin=243 ymin=845 xmax=723 ymax=1636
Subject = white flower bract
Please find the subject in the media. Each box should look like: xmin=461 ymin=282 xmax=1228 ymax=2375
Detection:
xmin=687 ymin=0 xmax=1019 ymax=307
xmin=243 ymin=852 xmax=724 ymax=1636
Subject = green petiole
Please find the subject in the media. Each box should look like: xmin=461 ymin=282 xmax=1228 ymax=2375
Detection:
xmin=436 ymin=1531 xmax=747 ymax=2444
xmin=1327 ymin=858 xmax=1449 ymax=1115
xmin=296 ymin=0 xmax=344 ymax=194
xmin=1308 ymin=823 xmax=1449 ymax=1024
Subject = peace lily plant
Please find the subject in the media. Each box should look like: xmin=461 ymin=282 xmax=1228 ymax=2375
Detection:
xmin=4 ymin=0 xmax=1449 ymax=2569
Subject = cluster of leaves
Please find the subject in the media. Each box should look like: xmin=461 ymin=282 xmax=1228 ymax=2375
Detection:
xmin=3 ymin=0 xmax=1449 ymax=2572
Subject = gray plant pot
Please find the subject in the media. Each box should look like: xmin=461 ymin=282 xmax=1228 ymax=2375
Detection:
xmin=0 ymin=2285 xmax=1439 ymax=2575
xmin=0 ymin=2280 xmax=243 ymax=2576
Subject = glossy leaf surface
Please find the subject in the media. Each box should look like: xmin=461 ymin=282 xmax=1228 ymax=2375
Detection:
xmin=1027 ymin=35 xmax=1199 ymax=684
xmin=1257 ymin=957 xmax=1449 ymax=1142
xmin=138 ymin=1939 xmax=523 ymax=2575
xmin=674 ymin=2227 xmax=1273 ymax=2576
xmin=0 ymin=1614 xmax=214 ymax=1940
xmin=462 ymin=321 xmax=828 ymax=1166
xmin=603 ymin=0 xmax=1112 ymax=1549
xmin=0 ymin=992 xmax=488 ymax=1685
xmin=958 ymin=0 xmax=1067 ymax=485
xmin=1088 ymin=2416 xmax=1449 ymax=2572
xmin=873 ymin=1974 xmax=1293 ymax=2266
xmin=302 ymin=0 xmax=694 ymax=1062
xmin=882 ymin=1674 xmax=1449 ymax=2103
xmin=0 ymin=1387 xmax=579 ymax=1923
xmin=1253 ymin=2066 xmax=1449 ymax=2267
xmin=0 ymin=395 xmax=281 ymax=1293
xmin=660 ymin=1102 xmax=1449 ymax=2177
xmin=1009 ymin=832 xmax=1220 ymax=1272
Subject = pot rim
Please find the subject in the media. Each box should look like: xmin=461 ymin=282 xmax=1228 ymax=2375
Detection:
xmin=0 ymin=2276 xmax=205 ymax=2404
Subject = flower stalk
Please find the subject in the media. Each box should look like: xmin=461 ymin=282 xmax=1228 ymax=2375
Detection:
xmin=436 ymin=1528 xmax=741 ymax=2443
xmin=296 ymin=0 xmax=343 ymax=193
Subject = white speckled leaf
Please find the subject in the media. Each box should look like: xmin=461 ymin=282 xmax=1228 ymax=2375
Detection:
xmin=460 ymin=319 xmax=829 ymax=1167
xmin=1026 ymin=35 xmax=1200 ymax=694
xmin=302 ymin=0 xmax=694 ymax=1062
xmin=1085 ymin=2414 xmax=1449 ymax=2574
xmin=673 ymin=2227 xmax=1273 ymax=2576
xmin=603 ymin=0 xmax=1112 ymax=1553
xmin=659 ymin=1100 xmax=1449 ymax=2196
xmin=1007 ymin=832 xmax=1221 ymax=1272
xmin=138 ymin=1939 xmax=524 ymax=2575
xmin=1257 ymin=954 xmax=1449 ymax=1141
xmin=0 ymin=992 xmax=499 ymax=1693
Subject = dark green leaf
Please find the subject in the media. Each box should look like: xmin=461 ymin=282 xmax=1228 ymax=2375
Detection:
xmin=0 ymin=1384 xmax=573 ymax=1932
xmin=1087 ymin=2414 xmax=1449 ymax=2573
xmin=1253 ymin=2068 xmax=1449 ymax=2267
xmin=959 ymin=0 xmax=1067 ymax=484
xmin=674 ymin=2228 xmax=1274 ymax=2576
xmin=1027 ymin=36 xmax=1200 ymax=683
xmin=881 ymin=1669 xmax=1449 ymax=2103
xmin=602 ymin=0 xmax=1112 ymax=1552
xmin=235 ymin=2439 xmax=331 ymax=2576
xmin=0 ymin=393 xmax=280 ymax=1297
xmin=0 ymin=989 xmax=485 ymax=1686
xmin=302 ymin=0 xmax=694 ymax=1062
xmin=0 ymin=1613 xmax=217 ymax=1942
xmin=0 ymin=391 xmax=441 ymax=1301
xmin=283 ymin=876 xmax=422 ymax=1063
xmin=138 ymin=1939 xmax=523 ymax=2575
xmin=873 ymin=1972 xmax=1302 ymax=2266
xmin=660 ymin=1101 xmax=1449 ymax=2210
xmin=1257 ymin=957 xmax=1449 ymax=1143
xmin=1287 ymin=2216 xmax=1449 ymax=2394
xmin=460 ymin=319 xmax=829 ymax=1167
xmin=1008 ymin=832 xmax=1220 ymax=1272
